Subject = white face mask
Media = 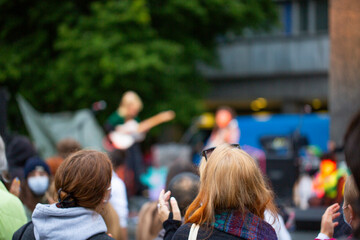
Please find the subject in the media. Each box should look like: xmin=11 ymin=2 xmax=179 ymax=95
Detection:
xmin=343 ymin=204 xmax=352 ymax=228
xmin=28 ymin=176 xmax=49 ymax=195
xmin=343 ymin=212 xmax=352 ymax=228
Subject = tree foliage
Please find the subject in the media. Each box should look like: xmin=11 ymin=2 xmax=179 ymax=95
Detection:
xmin=0 ymin=0 xmax=277 ymax=129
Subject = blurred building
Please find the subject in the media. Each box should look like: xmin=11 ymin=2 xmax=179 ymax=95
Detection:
xmin=200 ymin=0 xmax=329 ymax=114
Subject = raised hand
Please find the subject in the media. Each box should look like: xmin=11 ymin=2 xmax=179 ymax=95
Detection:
xmin=10 ymin=177 xmax=21 ymax=197
xmin=159 ymin=110 xmax=176 ymax=122
xmin=157 ymin=189 xmax=181 ymax=222
xmin=320 ymin=203 xmax=341 ymax=238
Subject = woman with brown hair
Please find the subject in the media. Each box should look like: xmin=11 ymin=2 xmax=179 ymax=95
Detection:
xmin=313 ymin=110 xmax=360 ymax=240
xmin=158 ymin=143 xmax=278 ymax=240
xmin=13 ymin=150 xmax=114 ymax=240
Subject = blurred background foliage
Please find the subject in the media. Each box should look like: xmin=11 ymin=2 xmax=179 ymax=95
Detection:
xmin=0 ymin=0 xmax=277 ymax=132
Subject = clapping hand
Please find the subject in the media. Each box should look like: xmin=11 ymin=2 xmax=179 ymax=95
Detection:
xmin=157 ymin=189 xmax=181 ymax=222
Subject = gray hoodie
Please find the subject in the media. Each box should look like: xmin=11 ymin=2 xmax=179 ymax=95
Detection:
xmin=32 ymin=203 xmax=107 ymax=240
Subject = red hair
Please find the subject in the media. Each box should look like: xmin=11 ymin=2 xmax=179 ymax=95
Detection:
xmin=185 ymin=144 xmax=277 ymax=226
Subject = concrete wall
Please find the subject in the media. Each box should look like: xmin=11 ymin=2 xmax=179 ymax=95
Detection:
xmin=199 ymin=34 xmax=329 ymax=79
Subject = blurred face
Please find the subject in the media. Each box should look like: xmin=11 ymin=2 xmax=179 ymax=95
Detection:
xmin=27 ymin=167 xmax=49 ymax=196
xmin=215 ymin=109 xmax=232 ymax=128
xmin=125 ymin=103 xmax=141 ymax=118
xmin=28 ymin=168 xmax=49 ymax=178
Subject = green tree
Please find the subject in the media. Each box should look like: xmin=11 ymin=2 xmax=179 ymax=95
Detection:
xmin=0 ymin=0 xmax=277 ymax=130
xmin=50 ymin=0 xmax=205 ymax=125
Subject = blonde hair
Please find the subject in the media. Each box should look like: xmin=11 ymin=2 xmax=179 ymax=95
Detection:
xmin=119 ymin=91 xmax=143 ymax=112
xmin=344 ymin=175 xmax=359 ymax=208
xmin=185 ymin=144 xmax=277 ymax=226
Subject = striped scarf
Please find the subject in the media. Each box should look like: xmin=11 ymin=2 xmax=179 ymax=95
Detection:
xmin=213 ymin=210 xmax=277 ymax=240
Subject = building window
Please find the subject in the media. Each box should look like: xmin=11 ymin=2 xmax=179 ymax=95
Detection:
xmin=315 ymin=0 xmax=328 ymax=32
xmin=277 ymin=1 xmax=293 ymax=35
xmin=299 ymin=0 xmax=309 ymax=32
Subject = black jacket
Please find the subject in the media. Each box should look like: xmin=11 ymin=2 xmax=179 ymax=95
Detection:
xmin=163 ymin=220 xmax=245 ymax=240
xmin=12 ymin=221 xmax=114 ymax=240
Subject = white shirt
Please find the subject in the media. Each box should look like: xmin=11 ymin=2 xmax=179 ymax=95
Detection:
xmin=110 ymin=171 xmax=128 ymax=227
xmin=264 ymin=210 xmax=292 ymax=240
xmin=315 ymin=233 xmax=331 ymax=239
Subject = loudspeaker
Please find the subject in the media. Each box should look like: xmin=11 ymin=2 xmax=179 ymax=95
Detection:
xmin=261 ymin=136 xmax=298 ymax=203
xmin=266 ymin=157 xmax=297 ymax=203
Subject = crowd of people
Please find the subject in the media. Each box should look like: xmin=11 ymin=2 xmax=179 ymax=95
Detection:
xmin=1 ymin=91 xmax=360 ymax=240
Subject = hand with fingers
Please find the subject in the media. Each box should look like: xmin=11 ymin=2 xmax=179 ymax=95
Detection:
xmin=320 ymin=203 xmax=341 ymax=238
xmin=157 ymin=189 xmax=182 ymax=223
xmin=10 ymin=177 xmax=21 ymax=197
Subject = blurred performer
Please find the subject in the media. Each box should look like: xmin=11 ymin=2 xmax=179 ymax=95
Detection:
xmin=104 ymin=91 xmax=174 ymax=196
xmin=205 ymin=106 xmax=240 ymax=148
xmin=104 ymin=91 xmax=144 ymax=143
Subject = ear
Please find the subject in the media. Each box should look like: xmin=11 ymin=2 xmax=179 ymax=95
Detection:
xmin=349 ymin=204 xmax=355 ymax=221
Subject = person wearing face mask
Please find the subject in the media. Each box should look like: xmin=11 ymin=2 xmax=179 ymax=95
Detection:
xmin=13 ymin=150 xmax=114 ymax=240
xmin=19 ymin=157 xmax=51 ymax=219
xmin=315 ymin=175 xmax=359 ymax=239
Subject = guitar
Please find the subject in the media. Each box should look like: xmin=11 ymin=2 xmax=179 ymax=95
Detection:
xmin=104 ymin=110 xmax=175 ymax=150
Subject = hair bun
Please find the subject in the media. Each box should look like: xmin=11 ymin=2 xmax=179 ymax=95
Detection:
xmin=57 ymin=188 xmax=78 ymax=208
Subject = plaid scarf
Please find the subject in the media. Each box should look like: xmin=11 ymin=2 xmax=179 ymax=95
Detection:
xmin=213 ymin=210 xmax=277 ymax=240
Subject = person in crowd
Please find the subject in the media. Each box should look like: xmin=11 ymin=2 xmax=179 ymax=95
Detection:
xmin=264 ymin=209 xmax=292 ymax=240
xmin=46 ymin=138 xmax=82 ymax=204
xmin=46 ymin=138 xmax=82 ymax=176
xmin=13 ymin=149 xmax=114 ymax=240
xmin=136 ymin=161 xmax=198 ymax=240
xmin=343 ymin=110 xmax=360 ymax=240
xmin=104 ymin=91 xmax=145 ymax=196
xmin=108 ymin=150 xmax=129 ymax=240
xmin=154 ymin=172 xmax=200 ymax=240
xmin=158 ymin=143 xmax=278 ymax=240
xmin=19 ymin=156 xmax=51 ymax=219
xmin=164 ymin=161 xmax=198 ymax=190
xmin=5 ymin=135 xmax=37 ymax=180
xmin=0 ymin=136 xmax=27 ymax=240
xmin=315 ymin=175 xmax=358 ymax=240
xmin=205 ymin=106 xmax=240 ymax=148
xmin=333 ymin=205 xmax=353 ymax=238
xmin=101 ymin=202 xmax=124 ymax=240
xmin=314 ymin=110 xmax=360 ymax=240
xmin=104 ymin=91 xmax=143 ymax=134
xmin=104 ymin=91 xmax=174 ymax=196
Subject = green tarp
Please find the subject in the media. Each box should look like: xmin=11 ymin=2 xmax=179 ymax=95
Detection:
xmin=17 ymin=95 xmax=105 ymax=158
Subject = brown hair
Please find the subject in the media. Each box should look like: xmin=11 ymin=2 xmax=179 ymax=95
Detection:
xmin=56 ymin=138 xmax=82 ymax=159
xmin=344 ymin=175 xmax=359 ymax=210
xmin=165 ymin=161 xmax=198 ymax=189
xmin=185 ymin=144 xmax=277 ymax=226
xmin=344 ymin=110 xmax=360 ymax=237
xmin=55 ymin=150 xmax=112 ymax=210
